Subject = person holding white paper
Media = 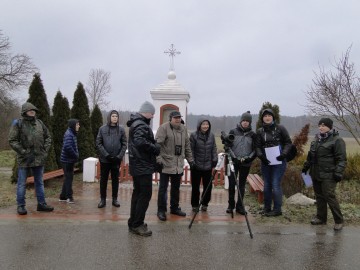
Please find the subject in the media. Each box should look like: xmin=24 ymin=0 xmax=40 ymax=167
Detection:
xmin=255 ymin=108 xmax=292 ymax=217
xmin=302 ymin=118 xmax=347 ymax=231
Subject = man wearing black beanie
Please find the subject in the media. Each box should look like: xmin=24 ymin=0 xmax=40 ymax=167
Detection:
xmin=302 ymin=117 xmax=347 ymax=231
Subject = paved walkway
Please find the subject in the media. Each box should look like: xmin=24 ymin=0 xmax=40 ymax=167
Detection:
xmin=0 ymin=180 xmax=252 ymax=224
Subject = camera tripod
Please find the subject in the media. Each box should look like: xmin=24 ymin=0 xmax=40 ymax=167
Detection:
xmin=188 ymin=150 xmax=254 ymax=239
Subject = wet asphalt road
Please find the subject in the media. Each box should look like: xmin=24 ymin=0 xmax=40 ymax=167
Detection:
xmin=0 ymin=219 xmax=359 ymax=270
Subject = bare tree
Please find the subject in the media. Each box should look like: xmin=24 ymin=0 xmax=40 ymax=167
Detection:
xmin=0 ymin=30 xmax=37 ymax=104
xmin=305 ymin=47 xmax=360 ymax=145
xmin=85 ymin=68 xmax=111 ymax=110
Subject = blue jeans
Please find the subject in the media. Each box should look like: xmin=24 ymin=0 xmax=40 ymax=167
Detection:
xmin=17 ymin=166 xmax=46 ymax=206
xmin=261 ymin=161 xmax=287 ymax=212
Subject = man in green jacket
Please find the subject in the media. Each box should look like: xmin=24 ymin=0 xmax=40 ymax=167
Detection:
xmin=302 ymin=118 xmax=347 ymax=231
xmin=8 ymin=102 xmax=54 ymax=215
xmin=156 ymin=111 xmax=194 ymax=221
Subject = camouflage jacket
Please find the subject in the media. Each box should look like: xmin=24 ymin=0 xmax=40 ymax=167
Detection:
xmin=8 ymin=104 xmax=51 ymax=167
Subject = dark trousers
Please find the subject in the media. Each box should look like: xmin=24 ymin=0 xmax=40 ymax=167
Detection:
xmin=191 ymin=169 xmax=212 ymax=207
xmin=60 ymin=162 xmax=74 ymax=199
xmin=128 ymin=174 xmax=153 ymax=228
xmin=157 ymin=173 xmax=182 ymax=212
xmin=99 ymin=161 xmax=120 ymax=199
xmin=228 ymin=165 xmax=250 ymax=210
xmin=313 ymin=178 xmax=343 ymax=224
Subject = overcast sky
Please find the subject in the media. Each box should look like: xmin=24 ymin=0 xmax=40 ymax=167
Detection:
xmin=2 ymin=0 xmax=360 ymax=116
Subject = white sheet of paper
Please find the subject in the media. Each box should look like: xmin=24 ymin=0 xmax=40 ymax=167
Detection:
xmin=301 ymin=173 xmax=313 ymax=187
xmin=264 ymin=146 xmax=282 ymax=165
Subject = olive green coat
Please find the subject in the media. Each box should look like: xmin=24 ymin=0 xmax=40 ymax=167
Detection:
xmin=155 ymin=122 xmax=193 ymax=174
xmin=8 ymin=103 xmax=52 ymax=167
xmin=304 ymin=130 xmax=347 ymax=181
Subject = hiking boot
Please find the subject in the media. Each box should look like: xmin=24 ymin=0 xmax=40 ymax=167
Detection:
xmin=264 ymin=211 xmax=282 ymax=217
xmin=201 ymin=205 xmax=208 ymax=212
xmin=37 ymin=203 xmax=54 ymax=212
xmin=98 ymin=199 xmax=106 ymax=208
xmin=112 ymin=198 xmax=120 ymax=207
xmin=334 ymin=223 xmax=344 ymax=231
xmin=170 ymin=208 xmax=186 ymax=217
xmin=59 ymin=196 xmax=67 ymax=202
xmin=310 ymin=217 xmax=326 ymax=225
xmin=236 ymin=208 xmax=246 ymax=215
xmin=259 ymin=209 xmax=271 ymax=215
xmin=67 ymin=198 xmax=75 ymax=204
xmin=157 ymin=211 xmax=167 ymax=221
xmin=17 ymin=205 xmax=27 ymax=215
xmin=131 ymin=224 xmax=152 ymax=237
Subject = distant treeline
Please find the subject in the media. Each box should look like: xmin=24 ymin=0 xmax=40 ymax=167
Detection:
xmin=113 ymin=111 xmax=353 ymax=137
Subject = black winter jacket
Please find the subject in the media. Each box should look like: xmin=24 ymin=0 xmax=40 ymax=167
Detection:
xmin=190 ymin=118 xmax=218 ymax=171
xmin=96 ymin=111 xmax=127 ymax=163
xmin=255 ymin=123 xmax=292 ymax=161
xmin=127 ymin=113 xmax=158 ymax=176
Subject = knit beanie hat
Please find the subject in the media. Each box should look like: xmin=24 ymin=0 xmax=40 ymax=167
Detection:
xmin=240 ymin=111 xmax=252 ymax=124
xmin=318 ymin=118 xmax=333 ymax=129
xmin=261 ymin=108 xmax=274 ymax=119
xmin=139 ymin=101 xmax=155 ymax=114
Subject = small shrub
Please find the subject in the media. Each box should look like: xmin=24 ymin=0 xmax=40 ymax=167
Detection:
xmin=343 ymin=153 xmax=360 ymax=181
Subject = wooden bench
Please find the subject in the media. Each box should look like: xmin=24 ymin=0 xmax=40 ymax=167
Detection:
xmin=246 ymin=174 xmax=264 ymax=203
xmin=26 ymin=168 xmax=79 ymax=184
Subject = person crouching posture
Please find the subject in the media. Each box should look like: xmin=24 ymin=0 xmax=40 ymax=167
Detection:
xmin=96 ymin=110 xmax=127 ymax=208
xmin=302 ymin=118 xmax=347 ymax=231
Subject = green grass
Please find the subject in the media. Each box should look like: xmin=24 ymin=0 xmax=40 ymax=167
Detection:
xmin=0 ymin=150 xmax=16 ymax=167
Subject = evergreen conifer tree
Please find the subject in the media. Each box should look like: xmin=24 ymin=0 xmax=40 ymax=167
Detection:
xmin=27 ymin=73 xmax=57 ymax=171
xmin=256 ymin=101 xmax=280 ymax=130
xmin=52 ymin=91 xmax=70 ymax=168
xmin=90 ymin=104 xmax=103 ymax=143
xmin=71 ymin=82 xmax=95 ymax=169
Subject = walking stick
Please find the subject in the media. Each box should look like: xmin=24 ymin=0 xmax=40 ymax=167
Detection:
xmin=227 ymin=148 xmax=254 ymax=239
xmin=188 ymin=155 xmax=225 ymax=229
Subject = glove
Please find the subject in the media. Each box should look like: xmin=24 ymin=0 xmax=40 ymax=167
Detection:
xmin=334 ymin=174 xmax=342 ymax=182
xmin=153 ymin=143 xmax=161 ymax=156
xmin=189 ymin=161 xmax=197 ymax=170
xmin=301 ymin=167 xmax=308 ymax=175
xmin=276 ymin=154 xmax=286 ymax=161
xmin=259 ymin=155 xmax=270 ymax=165
xmin=211 ymin=160 xmax=217 ymax=168
xmin=154 ymin=162 xmax=163 ymax=173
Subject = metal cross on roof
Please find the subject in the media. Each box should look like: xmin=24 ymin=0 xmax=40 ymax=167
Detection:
xmin=164 ymin=44 xmax=181 ymax=71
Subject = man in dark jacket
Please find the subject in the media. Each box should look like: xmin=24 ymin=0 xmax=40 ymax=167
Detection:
xmin=59 ymin=119 xmax=80 ymax=203
xmin=227 ymin=111 xmax=256 ymax=215
xmin=302 ymin=118 xmax=347 ymax=231
xmin=190 ymin=118 xmax=218 ymax=212
xmin=96 ymin=110 xmax=127 ymax=208
xmin=8 ymin=102 xmax=54 ymax=215
xmin=127 ymin=101 xmax=160 ymax=236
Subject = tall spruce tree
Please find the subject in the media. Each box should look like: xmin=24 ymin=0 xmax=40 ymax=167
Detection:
xmin=27 ymin=73 xmax=57 ymax=171
xmin=71 ymin=82 xmax=95 ymax=169
xmin=256 ymin=101 xmax=280 ymax=130
xmin=52 ymin=91 xmax=70 ymax=168
xmin=90 ymin=104 xmax=103 ymax=143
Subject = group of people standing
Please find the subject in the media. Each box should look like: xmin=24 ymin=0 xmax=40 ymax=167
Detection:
xmin=8 ymin=101 xmax=347 ymax=237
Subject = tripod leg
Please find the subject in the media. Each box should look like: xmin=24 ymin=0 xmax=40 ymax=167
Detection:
xmin=234 ymin=174 xmax=254 ymax=239
xmin=189 ymin=170 xmax=216 ymax=229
